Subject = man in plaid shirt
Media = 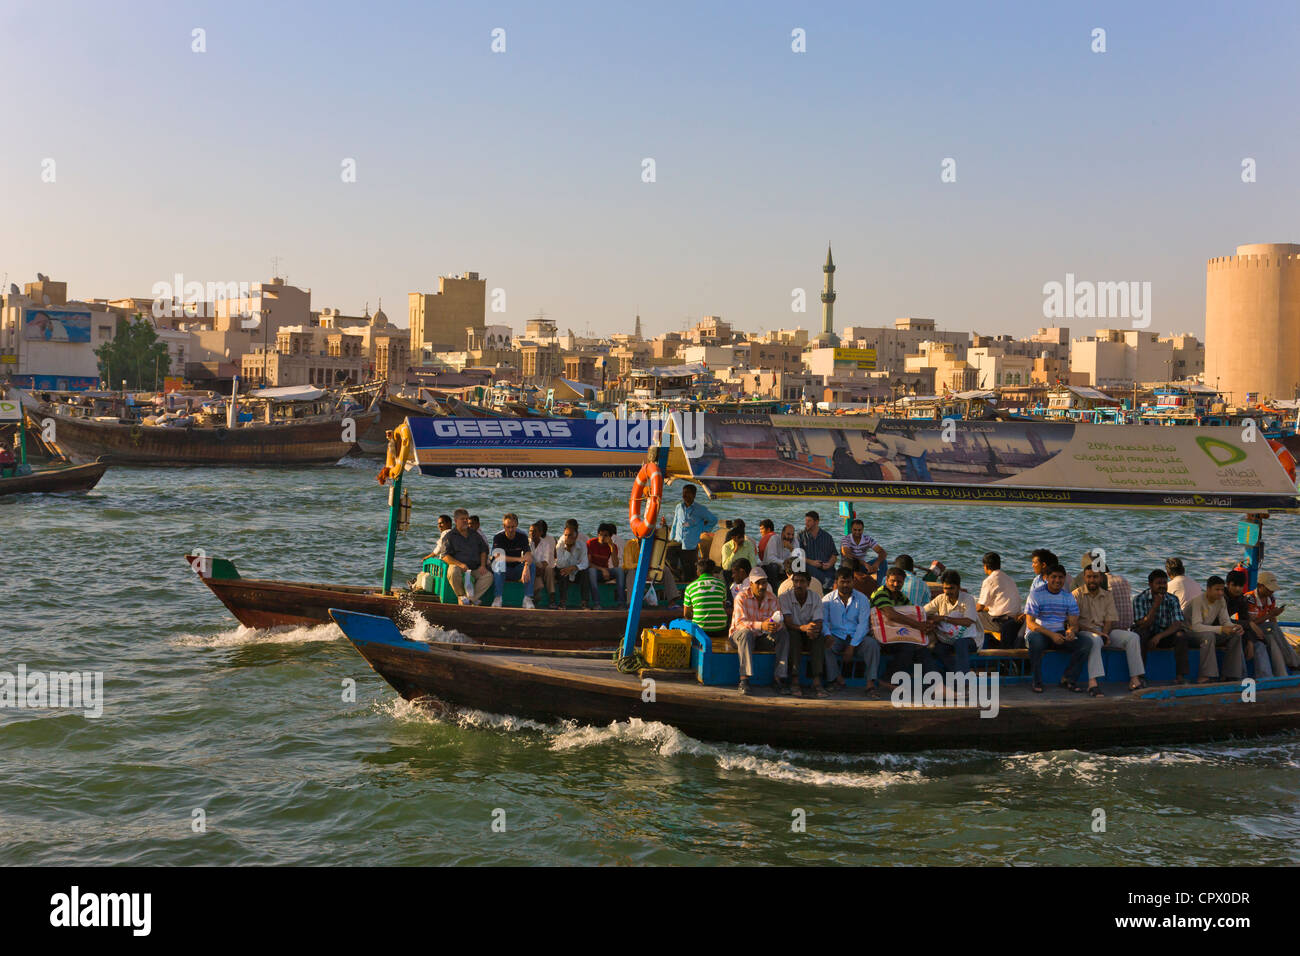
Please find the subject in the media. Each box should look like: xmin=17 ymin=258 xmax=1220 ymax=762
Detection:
xmin=1133 ymin=569 xmax=1195 ymax=682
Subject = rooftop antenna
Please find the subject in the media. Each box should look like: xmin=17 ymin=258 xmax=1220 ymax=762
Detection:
xmin=271 ymin=255 xmax=281 ymax=279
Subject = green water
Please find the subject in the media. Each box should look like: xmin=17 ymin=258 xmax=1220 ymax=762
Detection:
xmin=2 ymin=463 xmax=1297 ymax=865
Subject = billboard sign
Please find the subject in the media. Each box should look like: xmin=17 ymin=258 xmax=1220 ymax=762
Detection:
xmin=685 ymin=414 xmax=1299 ymax=512
xmin=22 ymin=309 xmax=92 ymax=343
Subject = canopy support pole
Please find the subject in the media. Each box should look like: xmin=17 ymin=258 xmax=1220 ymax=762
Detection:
xmin=620 ymin=437 xmax=671 ymax=660
xmin=381 ymin=471 xmax=404 ymax=595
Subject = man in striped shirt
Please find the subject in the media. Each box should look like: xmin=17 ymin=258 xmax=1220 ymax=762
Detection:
xmin=893 ymin=555 xmax=932 ymax=607
xmin=729 ymin=569 xmax=789 ymax=695
xmin=683 ymin=559 xmax=729 ymax=638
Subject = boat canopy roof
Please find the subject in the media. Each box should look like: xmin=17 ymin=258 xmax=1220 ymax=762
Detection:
xmin=1061 ymin=384 xmax=1120 ymax=403
xmin=248 ymin=385 xmax=327 ymax=402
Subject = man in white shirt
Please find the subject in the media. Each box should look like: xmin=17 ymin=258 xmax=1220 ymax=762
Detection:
xmin=552 ymin=519 xmax=590 ymax=609
xmin=1187 ymin=575 xmax=1244 ymax=682
xmin=529 ymin=519 xmax=557 ymax=604
xmin=924 ymin=570 xmax=983 ymax=674
xmin=976 ymin=551 xmax=1022 ymax=648
xmin=1165 ymin=558 xmax=1202 ymax=613
xmin=762 ymin=523 xmax=795 ymax=583
xmin=839 ymin=518 xmax=886 ymax=578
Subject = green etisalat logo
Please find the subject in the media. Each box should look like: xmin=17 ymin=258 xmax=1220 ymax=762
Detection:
xmin=1196 ymin=436 xmax=1247 ymax=466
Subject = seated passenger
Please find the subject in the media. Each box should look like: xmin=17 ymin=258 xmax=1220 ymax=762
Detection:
xmin=440 ymin=508 xmax=492 ymax=605
xmin=1132 ymin=569 xmax=1196 ymax=683
xmin=1165 ymin=558 xmax=1202 ymax=614
xmin=777 ymin=557 xmax=824 ymax=599
xmin=869 ymin=566 xmax=934 ymax=691
xmin=1073 ymin=567 xmax=1144 ymax=692
xmin=761 ymin=523 xmax=795 ymax=585
xmin=892 ymin=554 xmax=932 ymax=607
xmin=924 ymin=570 xmax=983 ymax=675
xmin=779 ymin=571 xmax=826 ymax=697
xmin=1186 ymin=575 xmax=1245 ymax=683
xmin=490 ymin=512 xmax=534 ymax=609
xmin=683 ymin=558 xmax=729 ymax=641
xmin=721 ymin=520 xmax=759 ymax=572
xmin=553 ymin=519 xmax=590 ymax=609
xmin=529 ymin=520 xmax=556 ymax=603
xmin=977 ymin=551 xmax=1023 ymax=649
xmin=1246 ymin=572 xmax=1298 ymax=676
xmin=728 ymin=558 xmax=752 ymax=606
xmin=1025 ymin=564 xmax=1094 ymax=694
xmin=729 ymin=569 xmax=788 ymax=696
xmin=825 ymin=567 xmax=880 ymax=696
xmin=1224 ymin=570 xmax=1270 ymax=677
xmin=839 ymin=518 xmax=886 ymax=580
xmin=586 ymin=522 xmax=626 ymax=609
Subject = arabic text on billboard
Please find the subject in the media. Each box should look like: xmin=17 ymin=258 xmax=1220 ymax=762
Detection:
xmin=832 ymin=347 xmax=876 ymax=370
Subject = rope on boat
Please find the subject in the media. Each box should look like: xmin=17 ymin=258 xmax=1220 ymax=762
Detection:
xmin=614 ymin=649 xmax=649 ymax=674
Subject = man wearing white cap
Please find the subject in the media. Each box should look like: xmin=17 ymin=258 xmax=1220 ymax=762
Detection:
xmin=728 ymin=568 xmax=789 ymax=695
xmin=1246 ymin=571 xmax=1298 ymax=675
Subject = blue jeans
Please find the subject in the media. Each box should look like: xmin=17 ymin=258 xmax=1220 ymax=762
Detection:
xmin=935 ymin=636 xmax=979 ymax=674
xmin=588 ymin=566 xmax=626 ymax=605
xmin=1028 ymin=631 xmax=1092 ymax=684
xmin=494 ymin=562 xmax=534 ymax=599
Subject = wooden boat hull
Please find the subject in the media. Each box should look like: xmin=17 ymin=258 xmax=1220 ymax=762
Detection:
xmin=330 ymin=608 xmax=1300 ymax=753
xmin=0 ymin=459 xmax=108 ymax=497
xmin=43 ymin=409 xmax=377 ymax=465
xmin=189 ymin=556 xmax=674 ymax=648
xmin=357 ymin=398 xmax=441 ymax=457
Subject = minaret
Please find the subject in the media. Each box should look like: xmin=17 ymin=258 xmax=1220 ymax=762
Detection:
xmin=634 ymin=313 xmax=642 ymax=340
xmin=818 ymin=243 xmax=839 ymax=346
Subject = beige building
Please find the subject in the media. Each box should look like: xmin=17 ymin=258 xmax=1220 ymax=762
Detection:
xmin=967 ymin=344 xmax=1035 ymax=389
xmin=409 ymin=272 xmax=486 ymax=352
xmin=1071 ymin=329 xmax=1176 ymax=387
xmin=841 ymin=317 xmax=968 ymax=374
xmin=904 ymin=341 xmax=977 ymax=392
xmin=1206 ymin=243 xmax=1300 ymax=403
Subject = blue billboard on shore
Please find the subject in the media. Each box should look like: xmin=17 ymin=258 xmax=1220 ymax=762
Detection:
xmin=406 ymin=416 xmax=655 ymax=479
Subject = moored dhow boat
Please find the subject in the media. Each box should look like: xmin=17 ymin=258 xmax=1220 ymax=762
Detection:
xmin=0 ymin=458 xmax=108 ymax=497
xmin=15 ymin=385 xmax=377 ymax=466
xmin=185 ymin=554 xmax=676 ymax=648
xmin=328 ymin=608 xmax=1300 ymax=753
xmin=0 ymin=394 xmax=110 ymax=496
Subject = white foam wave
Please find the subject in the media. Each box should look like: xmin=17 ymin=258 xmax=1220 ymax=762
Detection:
xmin=172 ymin=622 xmax=345 ymax=648
xmin=397 ymin=612 xmax=472 ymax=644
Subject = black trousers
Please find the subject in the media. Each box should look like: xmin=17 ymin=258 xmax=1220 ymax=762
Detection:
xmin=1138 ymin=623 xmax=1192 ymax=678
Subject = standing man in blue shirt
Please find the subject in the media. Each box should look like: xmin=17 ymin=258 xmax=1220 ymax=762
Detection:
xmin=798 ymin=510 xmax=838 ymax=589
xmin=665 ymin=483 xmax=717 ymax=585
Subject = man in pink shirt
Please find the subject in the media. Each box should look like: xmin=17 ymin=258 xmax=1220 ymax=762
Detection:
xmin=729 ymin=569 xmax=789 ymax=695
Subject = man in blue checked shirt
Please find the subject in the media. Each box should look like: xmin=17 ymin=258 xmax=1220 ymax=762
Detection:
xmin=822 ymin=567 xmax=881 ymax=696
xmin=664 ymin=483 xmax=717 ymax=583
xmin=1025 ymin=563 xmax=1094 ymax=694
xmin=893 ymin=554 xmax=933 ymax=607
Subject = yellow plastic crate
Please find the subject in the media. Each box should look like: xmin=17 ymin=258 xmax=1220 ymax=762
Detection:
xmin=641 ymin=629 xmax=692 ymax=669
xmin=710 ymin=637 xmax=735 ymax=655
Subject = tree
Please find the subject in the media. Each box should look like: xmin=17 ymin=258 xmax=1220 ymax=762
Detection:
xmin=95 ymin=314 xmax=170 ymax=390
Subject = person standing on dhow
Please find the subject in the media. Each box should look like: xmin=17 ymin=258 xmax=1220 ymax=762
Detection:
xmin=665 ymin=483 xmax=717 ymax=583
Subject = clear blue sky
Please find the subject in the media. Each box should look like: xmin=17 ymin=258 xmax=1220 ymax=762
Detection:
xmin=3 ymin=0 xmax=1296 ymax=339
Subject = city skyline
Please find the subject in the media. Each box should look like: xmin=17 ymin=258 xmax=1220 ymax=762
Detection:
xmin=3 ymin=1 xmax=1297 ymax=339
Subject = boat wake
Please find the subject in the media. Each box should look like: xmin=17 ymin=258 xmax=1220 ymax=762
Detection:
xmin=378 ymin=701 xmax=935 ymax=789
xmin=172 ymin=622 xmax=346 ymax=648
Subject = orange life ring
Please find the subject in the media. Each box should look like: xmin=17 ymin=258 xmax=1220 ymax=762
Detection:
xmin=628 ymin=460 xmax=663 ymax=539
xmin=1268 ymin=439 xmax=1297 ymax=484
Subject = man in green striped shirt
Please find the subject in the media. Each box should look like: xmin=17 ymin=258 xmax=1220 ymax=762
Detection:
xmin=684 ymin=558 xmax=729 ymax=637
